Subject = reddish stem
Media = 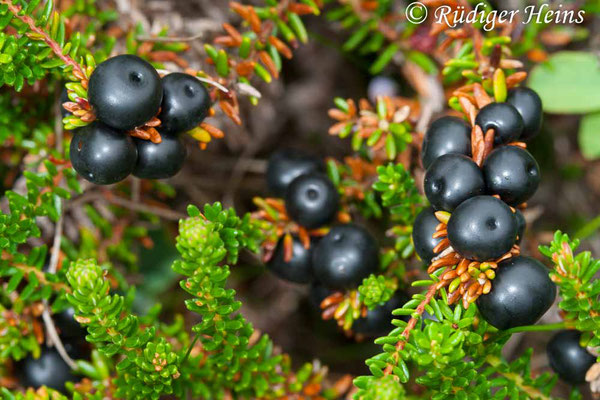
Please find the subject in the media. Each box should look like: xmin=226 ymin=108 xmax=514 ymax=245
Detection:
xmin=383 ymin=270 xmax=448 ymax=376
xmin=1 ymin=0 xmax=87 ymax=79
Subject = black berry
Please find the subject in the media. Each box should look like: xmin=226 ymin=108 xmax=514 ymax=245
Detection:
xmin=476 ymin=256 xmax=556 ymax=330
xmin=54 ymin=308 xmax=86 ymax=341
xmin=88 ymin=54 xmax=163 ymax=130
xmin=412 ymin=207 xmax=442 ymax=264
xmin=267 ymin=235 xmax=315 ymax=284
xmin=547 ymin=330 xmax=596 ymax=385
xmin=424 ymin=154 xmax=485 ymax=212
xmin=475 ymin=102 xmax=524 ymax=145
xmin=506 ymin=87 xmax=543 ymax=141
xmin=285 ymin=173 xmax=339 ymax=229
xmin=70 ymin=122 xmax=137 ymax=185
xmin=158 ymin=73 xmax=211 ymax=134
xmin=353 ymin=292 xmax=409 ymax=336
xmin=421 ymin=116 xmax=471 ymax=169
xmin=16 ymin=346 xmax=76 ymax=392
xmin=483 ymin=146 xmax=540 ymax=206
xmin=133 ymin=132 xmax=187 ymax=179
xmin=313 ymin=224 xmax=379 ymax=289
xmin=447 ymin=196 xmax=517 ymax=261
xmin=515 ymin=208 xmax=526 ymax=245
xmin=266 ymin=149 xmax=325 ymax=197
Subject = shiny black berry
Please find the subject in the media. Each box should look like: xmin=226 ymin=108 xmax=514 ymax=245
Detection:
xmin=515 ymin=208 xmax=526 ymax=245
xmin=54 ymin=308 xmax=86 ymax=340
xmin=158 ymin=73 xmax=211 ymax=134
xmin=412 ymin=207 xmax=442 ymax=264
xmin=547 ymin=330 xmax=596 ymax=385
xmin=483 ymin=146 xmax=540 ymax=206
xmin=447 ymin=196 xmax=517 ymax=261
xmin=266 ymin=148 xmax=325 ymax=197
xmin=476 ymin=256 xmax=556 ymax=330
xmin=285 ymin=173 xmax=339 ymax=229
xmin=133 ymin=132 xmax=187 ymax=179
xmin=70 ymin=122 xmax=137 ymax=185
xmin=506 ymin=87 xmax=543 ymax=141
xmin=88 ymin=54 xmax=163 ymax=130
xmin=16 ymin=346 xmax=76 ymax=392
xmin=267 ymin=235 xmax=314 ymax=284
xmin=353 ymin=292 xmax=410 ymax=336
xmin=313 ymin=224 xmax=379 ymax=289
xmin=475 ymin=102 xmax=524 ymax=145
xmin=421 ymin=116 xmax=471 ymax=169
xmin=424 ymin=154 xmax=485 ymax=212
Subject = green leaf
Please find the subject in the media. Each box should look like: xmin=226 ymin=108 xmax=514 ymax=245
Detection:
xmin=529 ymin=51 xmax=600 ymax=114
xmin=578 ymin=112 xmax=600 ymax=160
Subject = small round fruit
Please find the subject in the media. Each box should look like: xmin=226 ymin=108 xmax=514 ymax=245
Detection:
xmin=424 ymin=154 xmax=485 ymax=212
xmin=447 ymin=196 xmax=517 ymax=261
xmin=547 ymin=330 xmax=596 ymax=385
xmin=16 ymin=346 xmax=76 ymax=392
xmin=285 ymin=173 xmax=339 ymax=229
xmin=267 ymin=235 xmax=314 ymax=284
xmin=475 ymin=102 xmax=524 ymax=145
xmin=421 ymin=116 xmax=471 ymax=169
xmin=515 ymin=208 xmax=526 ymax=245
xmin=483 ymin=146 xmax=540 ymax=206
xmin=88 ymin=54 xmax=163 ymax=130
xmin=266 ymin=149 xmax=325 ymax=197
xmin=506 ymin=87 xmax=543 ymax=141
xmin=353 ymin=292 xmax=409 ymax=336
xmin=133 ymin=132 xmax=186 ymax=179
xmin=313 ymin=224 xmax=379 ymax=289
xmin=70 ymin=122 xmax=137 ymax=185
xmin=476 ymin=256 xmax=556 ymax=330
xmin=158 ymin=73 xmax=211 ymax=134
xmin=54 ymin=308 xmax=86 ymax=340
xmin=412 ymin=207 xmax=442 ymax=264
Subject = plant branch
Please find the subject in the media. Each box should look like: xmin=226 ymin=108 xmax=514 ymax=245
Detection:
xmin=0 ymin=0 xmax=87 ymax=79
xmin=501 ymin=322 xmax=573 ymax=336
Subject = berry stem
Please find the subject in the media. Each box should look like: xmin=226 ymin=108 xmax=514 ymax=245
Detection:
xmin=501 ymin=321 xmax=574 ymax=336
xmin=1 ymin=0 xmax=87 ymax=80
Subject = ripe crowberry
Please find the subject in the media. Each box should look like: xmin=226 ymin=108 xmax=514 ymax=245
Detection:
xmin=353 ymin=292 xmax=409 ymax=336
xmin=313 ymin=224 xmax=379 ymax=289
xmin=267 ymin=235 xmax=315 ymax=284
xmin=133 ymin=132 xmax=187 ymax=179
xmin=476 ymin=256 xmax=556 ymax=330
xmin=515 ymin=208 xmax=526 ymax=245
xmin=266 ymin=148 xmax=325 ymax=197
xmin=70 ymin=122 xmax=137 ymax=185
xmin=88 ymin=55 xmax=163 ymax=130
xmin=412 ymin=207 xmax=442 ymax=264
xmin=475 ymin=102 xmax=524 ymax=145
xmin=16 ymin=346 xmax=76 ymax=392
xmin=54 ymin=308 xmax=86 ymax=340
xmin=158 ymin=73 xmax=211 ymax=134
xmin=482 ymin=146 xmax=540 ymax=206
xmin=285 ymin=173 xmax=339 ymax=229
xmin=421 ymin=116 xmax=471 ymax=169
xmin=506 ymin=87 xmax=543 ymax=141
xmin=447 ymin=196 xmax=517 ymax=261
xmin=424 ymin=154 xmax=485 ymax=212
xmin=547 ymin=330 xmax=596 ymax=385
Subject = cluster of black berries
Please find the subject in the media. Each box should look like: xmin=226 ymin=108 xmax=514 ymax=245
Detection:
xmin=265 ymin=149 xmax=403 ymax=336
xmin=15 ymin=308 xmax=88 ymax=393
xmin=413 ymin=87 xmax=557 ymax=330
xmin=69 ymin=54 xmax=211 ymax=185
